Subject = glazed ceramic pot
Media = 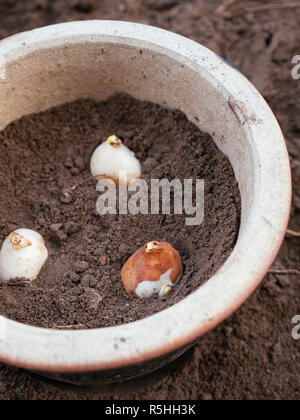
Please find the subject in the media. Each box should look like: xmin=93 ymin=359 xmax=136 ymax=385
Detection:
xmin=0 ymin=21 xmax=291 ymax=385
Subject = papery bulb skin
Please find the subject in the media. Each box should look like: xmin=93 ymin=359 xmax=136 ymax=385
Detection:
xmin=0 ymin=229 xmax=48 ymax=282
xmin=90 ymin=135 xmax=142 ymax=185
xmin=121 ymin=241 xmax=182 ymax=298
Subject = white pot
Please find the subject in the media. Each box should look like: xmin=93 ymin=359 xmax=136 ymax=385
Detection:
xmin=0 ymin=21 xmax=291 ymax=384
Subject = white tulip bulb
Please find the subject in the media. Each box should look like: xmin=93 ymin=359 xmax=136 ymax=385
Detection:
xmin=90 ymin=135 xmax=142 ymax=185
xmin=0 ymin=229 xmax=48 ymax=282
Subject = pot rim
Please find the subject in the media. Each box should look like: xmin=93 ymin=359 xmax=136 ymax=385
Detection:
xmin=0 ymin=20 xmax=291 ymax=373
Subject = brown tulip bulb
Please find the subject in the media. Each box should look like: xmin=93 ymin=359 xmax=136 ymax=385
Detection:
xmin=121 ymin=241 xmax=182 ymax=298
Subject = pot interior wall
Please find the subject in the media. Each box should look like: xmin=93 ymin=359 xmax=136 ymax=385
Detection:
xmin=0 ymin=41 xmax=254 ymax=232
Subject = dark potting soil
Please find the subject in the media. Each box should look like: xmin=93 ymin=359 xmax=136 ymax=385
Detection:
xmin=0 ymin=93 xmax=240 ymax=329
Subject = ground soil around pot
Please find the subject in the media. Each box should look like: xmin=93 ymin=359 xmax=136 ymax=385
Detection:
xmin=0 ymin=0 xmax=299 ymax=401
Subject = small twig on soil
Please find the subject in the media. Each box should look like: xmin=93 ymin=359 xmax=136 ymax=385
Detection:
xmin=269 ymin=269 xmax=300 ymax=276
xmin=232 ymin=2 xmax=300 ymax=17
xmin=286 ymin=229 xmax=300 ymax=238
xmin=0 ymin=279 xmax=31 ymax=287
xmin=70 ymin=174 xmax=105 ymax=191
xmin=216 ymin=0 xmax=242 ymax=14
xmin=52 ymin=324 xmax=86 ymax=330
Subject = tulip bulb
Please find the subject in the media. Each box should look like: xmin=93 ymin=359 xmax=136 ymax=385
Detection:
xmin=90 ymin=135 xmax=142 ymax=185
xmin=121 ymin=241 xmax=182 ymax=298
xmin=0 ymin=229 xmax=48 ymax=282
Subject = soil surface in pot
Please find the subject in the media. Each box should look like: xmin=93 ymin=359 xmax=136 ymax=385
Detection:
xmin=0 ymin=93 xmax=240 ymax=329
